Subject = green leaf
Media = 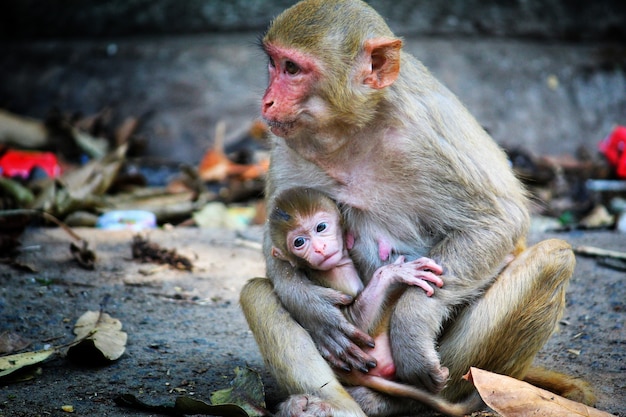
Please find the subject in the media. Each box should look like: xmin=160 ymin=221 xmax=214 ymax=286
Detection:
xmin=210 ymin=367 xmax=267 ymax=417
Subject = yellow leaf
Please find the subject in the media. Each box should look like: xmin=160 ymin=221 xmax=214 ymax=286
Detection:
xmin=67 ymin=310 xmax=127 ymax=364
xmin=0 ymin=348 xmax=55 ymax=378
xmin=468 ymin=367 xmax=614 ymax=417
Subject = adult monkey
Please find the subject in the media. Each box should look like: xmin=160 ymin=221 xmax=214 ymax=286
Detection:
xmin=240 ymin=0 xmax=593 ymax=415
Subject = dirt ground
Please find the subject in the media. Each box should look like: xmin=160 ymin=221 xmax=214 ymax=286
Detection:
xmin=0 ymin=225 xmax=624 ymax=417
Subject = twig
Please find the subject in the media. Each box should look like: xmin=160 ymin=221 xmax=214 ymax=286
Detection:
xmin=0 ymin=209 xmax=96 ymax=269
xmin=0 ymin=209 xmax=83 ymax=243
xmin=574 ymin=245 xmax=626 ymax=260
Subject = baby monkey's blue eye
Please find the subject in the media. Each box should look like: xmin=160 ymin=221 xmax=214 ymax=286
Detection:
xmin=316 ymin=222 xmax=327 ymax=233
xmin=294 ymin=237 xmax=306 ymax=248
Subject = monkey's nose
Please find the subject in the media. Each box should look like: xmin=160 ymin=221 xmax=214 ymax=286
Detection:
xmin=263 ymin=100 xmax=274 ymax=112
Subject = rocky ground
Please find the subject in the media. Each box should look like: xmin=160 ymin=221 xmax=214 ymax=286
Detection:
xmin=0 ymin=225 xmax=623 ymax=417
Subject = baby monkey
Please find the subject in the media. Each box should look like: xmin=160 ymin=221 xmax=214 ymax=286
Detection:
xmin=269 ymin=188 xmax=458 ymax=402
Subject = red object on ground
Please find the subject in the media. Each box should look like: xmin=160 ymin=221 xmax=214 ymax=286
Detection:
xmin=0 ymin=149 xmax=61 ymax=179
xmin=599 ymin=125 xmax=626 ymax=178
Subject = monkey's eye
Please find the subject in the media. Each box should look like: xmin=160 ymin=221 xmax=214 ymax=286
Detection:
xmin=293 ymin=237 xmax=306 ymax=248
xmin=268 ymin=57 xmax=276 ymax=68
xmin=284 ymin=61 xmax=300 ymax=75
xmin=316 ymin=222 xmax=328 ymax=233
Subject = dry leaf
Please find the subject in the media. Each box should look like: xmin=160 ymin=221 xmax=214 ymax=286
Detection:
xmin=466 ymin=367 xmax=614 ymax=417
xmin=198 ymin=121 xmax=269 ymax=182
xmin=199 ymin=121 xmax=230 ymax=182
xmin=0 ymin=348 xmax=55 ymax=378
xmin=67 ymin=310 xmax=127 ymax=365
xmin=70 ymin=241 xmax=96 ymax=270
xmin=115 ymin=393 xmax=250 ymax=416
xmin=0 ymin=331 xmax=31 ymax=354
xmin=131 ymin=234 xmax=193 ymax=271
xmin=114 ymin=367 xmax=266 ymax=416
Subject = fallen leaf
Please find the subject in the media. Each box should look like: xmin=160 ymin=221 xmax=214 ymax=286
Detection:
xmin=32 ymin=144 xmax=127 ymax=217
xmin=70 ymin=241 xmax=96 ymax=270
xmin=210 ymin=367 xmax=267 ymax=417
xmin=198 ymin=121 xmax=269 ymax=182
xmin=67 ymin=310 xmax=127 ymax=365
xmin=0 ymin=348 xmax=55 ymax=378
xmin=114 ymin=367 xmax=268 ymax=416
xmin=466 ymin=367 xmax=614 ymax=417
xmin=199 ymin=121 xmax=230 ymax=182
xmin=115 ymin=116 xmax=139 ymax=146
xmin=579 ymin=205 xmax=614 ymax=229
xmin=176 ymin=396 xmax=249 ymax=417
xmin=131 ymin=235 xmax=193 ymax=271
xmin=0 ymin=331 xmax=31 ymax=354
xmin=114 ymin=394 xmax=250 ymax=417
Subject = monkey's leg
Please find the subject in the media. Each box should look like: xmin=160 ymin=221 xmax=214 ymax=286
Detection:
xmin=438 ymin=238 xmax=580 ymax=401
xmin=389 ymin=293 xmax=450 ymax=393
xmin=240 ymin=278 xmax=367 ymax=417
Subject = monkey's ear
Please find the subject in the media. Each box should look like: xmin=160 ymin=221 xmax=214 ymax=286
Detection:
xmin=272 ymin=247 xmax=286 ymax=260
xmin=362 ymin=38 xmax=402 ymax=89
xmin=272 ymin=247 xmax=296 ymax=266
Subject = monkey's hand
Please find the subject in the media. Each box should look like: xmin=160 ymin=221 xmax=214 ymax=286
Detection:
xmin=306 ymin=285 xmax=378 ymax=373
xmin=271 ymin=260 xmax=377 ymax=372
xmin=378 ymin=256 xmax=444 ymax=296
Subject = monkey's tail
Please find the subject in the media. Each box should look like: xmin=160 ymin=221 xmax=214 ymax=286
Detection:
xmin=363 ymin=375 xmax=482 ymax=417
xmin=524 ymin=365 xmax=596 ymax=406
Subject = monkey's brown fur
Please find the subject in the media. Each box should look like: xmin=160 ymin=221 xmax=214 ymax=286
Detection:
xmin=241 ymin=0 xmax=594 ymax=416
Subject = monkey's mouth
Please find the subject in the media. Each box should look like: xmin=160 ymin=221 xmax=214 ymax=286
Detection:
xmin=265 ymin=119 xmax=296 ymax=136
xmin=318 ymin=250 xmax=342 ymax=270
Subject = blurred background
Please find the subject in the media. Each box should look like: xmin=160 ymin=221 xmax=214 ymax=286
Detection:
xmin=1 ymin=0 xmax=625 ymax=230
xmin=1 ymin=0 xmax=625 ymax=161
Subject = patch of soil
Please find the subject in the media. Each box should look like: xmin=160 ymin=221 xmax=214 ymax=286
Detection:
xmin=0 ymin=227 xmax=623 ymax=416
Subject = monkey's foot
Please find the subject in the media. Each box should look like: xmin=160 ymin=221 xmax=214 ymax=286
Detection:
xmin=424 ymin=364 xmax=450 ymax=393
xmin=276 ymin=394 xmax=365 ymax=417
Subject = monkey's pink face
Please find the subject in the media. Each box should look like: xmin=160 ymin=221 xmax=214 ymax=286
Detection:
xmin=261 ymin=43 xmax=325 ymax=138
xmin=287 ymin=211 xmax=344 ymax=271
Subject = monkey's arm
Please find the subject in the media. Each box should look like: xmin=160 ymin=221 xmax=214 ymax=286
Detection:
xmin=345 ymin=256 xmax=443 ymax=333
xmin=429 ymin=199 xmax=528 ymax=294
xmin=267 ymin=252 xmax=378 ymax=372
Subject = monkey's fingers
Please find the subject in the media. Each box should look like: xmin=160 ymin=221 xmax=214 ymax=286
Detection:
xmin=415 ymin=270 xmax=444 ymax=288
xmin=407 ymin=279 xmax=435 ymax=296
xmin=318 ymin=345 xmax=352 ymax=372
xmin=318 ymin=324 xmax=377 ymax=372
xmin=318 ymin=340 xmax=377 ymax=373
xmin=412 ymin=257 xmax=444 ymax=275
xmin=346 ymin=325 xmax=377 ymax=350
xmin=318 ymin=285 xmax=355 ymax=306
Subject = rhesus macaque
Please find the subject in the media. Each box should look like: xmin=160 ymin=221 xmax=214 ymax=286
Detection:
xmin=240 ymin=0 xmax=593 ymax=416
xmin=268 ymin=187 xmax=445 ymax=380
